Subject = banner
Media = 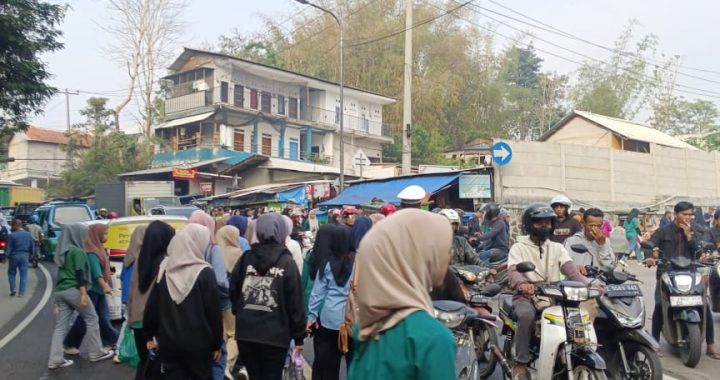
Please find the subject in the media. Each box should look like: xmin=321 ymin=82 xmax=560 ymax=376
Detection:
xmin=458 ymin=174 xmax=491 ymax=199
xmin=172 ymin=168 xmax=196 ymax=180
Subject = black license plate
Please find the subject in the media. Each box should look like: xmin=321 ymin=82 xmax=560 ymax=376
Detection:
xmin=605 ymin=283 xmax=642 ymax=298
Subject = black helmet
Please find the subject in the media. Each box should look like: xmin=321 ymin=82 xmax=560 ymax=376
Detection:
xmin=483 ymin=202 xmax=501 ymax=221
xmin=522 ymin=203 xmax=556 ymax=235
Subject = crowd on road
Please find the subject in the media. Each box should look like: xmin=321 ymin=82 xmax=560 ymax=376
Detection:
xmin=5 ymin=184 xmax=720 ymax=379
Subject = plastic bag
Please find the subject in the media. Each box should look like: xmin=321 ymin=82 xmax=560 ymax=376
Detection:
xmin=118 ymin=325 xmax=140 ymax=368
xmin=282 ymin=349 xmax=306 ymax=380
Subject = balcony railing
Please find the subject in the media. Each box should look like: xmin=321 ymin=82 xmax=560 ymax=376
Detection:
xmin=163 ymin=88 xmax=392 ymax=139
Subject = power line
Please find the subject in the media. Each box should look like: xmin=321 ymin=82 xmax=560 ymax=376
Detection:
xmin=485 ymin=0 xmax=720 ymax=76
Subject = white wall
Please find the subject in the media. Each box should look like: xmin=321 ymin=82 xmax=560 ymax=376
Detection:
xmin=494 ymin=139 xmax=720 ymax=211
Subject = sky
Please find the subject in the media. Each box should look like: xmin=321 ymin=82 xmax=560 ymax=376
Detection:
xmin=31 ymin=0 xmax=720 ymax=132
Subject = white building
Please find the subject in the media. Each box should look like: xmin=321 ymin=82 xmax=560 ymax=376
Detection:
xmin=154 ymin=48 xmax=396 ymax=176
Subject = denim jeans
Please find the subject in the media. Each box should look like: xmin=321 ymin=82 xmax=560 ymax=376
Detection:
xmin=48 ymin=288 xmax=105 ymax=365
xmin=7 ymin=254 xmax=29 ymax=295
xmin=627 ymin=238 xmax=643 ymax=261
xmin=210 ymin=339 xmax=227 ymax=380
xmin=478 ymin=248 xmax=508 ymax=265
xmin=65 ymin=291 xmax=119 ymax=348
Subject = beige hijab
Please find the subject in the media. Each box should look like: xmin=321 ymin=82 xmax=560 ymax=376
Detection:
xmin=216 ymin=225 xmax=243 ymax=272
xmin=157 ymin=224 xmax=210 ymax=304
xmin=124 ymin=225 xmax=148 ymax=267
xmin=355 ymin=209 xmax=452 ymax=341
xmin=245 ymin=219 xmax=259 ymax=244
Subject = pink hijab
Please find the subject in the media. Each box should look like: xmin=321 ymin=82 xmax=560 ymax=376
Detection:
xmin=189 ymin=210 xmax=217 ymax=244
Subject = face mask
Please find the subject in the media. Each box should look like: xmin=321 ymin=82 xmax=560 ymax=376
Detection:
xmin=531 ymin=226 xmax=553 ymax=240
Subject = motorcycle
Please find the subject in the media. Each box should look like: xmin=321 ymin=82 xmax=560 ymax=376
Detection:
xmin=701 ymin=245 xmax=720 ymax=313
xmin=29 ymin=232 xmax=46 ymax=268
xmin=642 ymin=241 xmax=708 ymax=368
xmin=584 ymin=263 xmax=662 ymax=380
xmin=434 ymin=300 xmax=499 ymax=380
xmin=497 ymin=261 xmax=606 ymax=380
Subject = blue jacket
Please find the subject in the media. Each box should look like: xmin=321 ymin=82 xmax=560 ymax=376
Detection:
xmin=308 ymin=263 xmax=353 ymax=331
xmin=7 ymin=230 xmax=34 ymax=256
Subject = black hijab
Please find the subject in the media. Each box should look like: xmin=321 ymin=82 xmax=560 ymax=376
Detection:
xmin=309 ymin=223 xmax=334 ymax=279
xmin=320 ymin=224 xmax=355 ymax=287
xmin=628 ymin=208 xmax=640 ymax=221
xmin=137 ymin=220 xmax=176 ymax=293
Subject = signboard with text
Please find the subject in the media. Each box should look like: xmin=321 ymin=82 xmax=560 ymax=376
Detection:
xmin=172 ymin=168 xmax=197 ymax=180
xmin=200 ymin=182 xmax=213 ymax=193
xmin=458 ymin=174 xmax=491 ymax=199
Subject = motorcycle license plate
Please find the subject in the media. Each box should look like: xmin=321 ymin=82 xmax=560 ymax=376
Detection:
xmin=605 ymin=283 xmax=642 ymax=298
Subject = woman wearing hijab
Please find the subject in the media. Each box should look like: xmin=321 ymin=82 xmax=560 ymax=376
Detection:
xmin=227 ymin=215 xmax=251 ymax=252
xmin=48 ymin=223 xmax=114 ymax=369
xmin=305 ymin=210 xmax=319 ymax=234
xmin=230 ymin=213 xmax=306 ymax=380
xmin=122 ymin=226 xmax=147 ymax=308
xmin=64 ymin=223 xmax=118 ymax=351
xmin=143 ymin=224 xmax=223 ymax=380
xmin=307 ymin=224 xmax=356 ymax=380
xmin=189 ymin=210 xmax=230 ymax=380
xmin=128 ymin=221 xmax=175 ymax=380
xmin=347 ymin=209 xmax=456 ymax=380
xmin=351 ymin=216 xmax=373 ymax=251
xmin=216 ymin=225 xmax=245 ymax=378
xmin=624 ymin=208 xmax=642 ymax=261
xmin=282 ymin=215 xmax=304 ymax=273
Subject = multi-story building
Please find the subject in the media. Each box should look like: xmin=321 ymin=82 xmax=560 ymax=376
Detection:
xmin=154 ymin=48 xmax=396 ymax=176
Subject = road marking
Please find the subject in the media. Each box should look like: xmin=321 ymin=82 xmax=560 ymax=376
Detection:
xmin=0 ymin=263 xmax=52 ymax=350
xmin=664 ymin=375 xmax=680 ymax=380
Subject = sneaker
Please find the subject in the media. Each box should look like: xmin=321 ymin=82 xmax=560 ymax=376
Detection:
xmin=48 ymin=359 xmax=74 ymax=369
xmin=89 ymin=350 xmax=114 ymax=362
xmin=103 ymin=345 xmax=117 ymax=352
xmin=63 ymin=347 xmax=80 ymax=355
xmin=9 ymin=291 xmax=16 ymax=297
xmin=237 ymin=366 xmax=249 ymax=380
xmin=17 ymin=294 xmax=23 ymax=298
xmin=112 ymin=354 xmax=122 ymax=364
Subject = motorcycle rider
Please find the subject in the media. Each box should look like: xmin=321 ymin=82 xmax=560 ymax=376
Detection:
xmin=439 ymin=208 xmax=484 ymax=267
xmin=703 ymin=210 xmax=720 ymax=248
xmin=644 ymin=201 xmax=720 ymax=360
xmin=508 ymin=203 xmax=595 ymax=380
xmin=97 ymin=208 xmax=108 ymax=220
xmin=379 ymin=203 xmax=396 ymax=217
xmin=472 ymin=203 xmax=509 ymax=264
xmin=549 ymin=195 xmax=582 ymax=244
xmin=564 ymin=208 xmax=615 ymax=271
xmin=26 ymin=215 xmax=43 ymax=257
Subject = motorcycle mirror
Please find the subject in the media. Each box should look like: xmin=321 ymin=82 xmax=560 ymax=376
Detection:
xmin=570 ymin=244 xmax=589 ymax=254
xmin=516 ymin=262 xmax=536 ymax=273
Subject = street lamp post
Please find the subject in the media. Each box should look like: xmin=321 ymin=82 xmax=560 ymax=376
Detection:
xmin=294 ymin=0 xmax=344 ymax=191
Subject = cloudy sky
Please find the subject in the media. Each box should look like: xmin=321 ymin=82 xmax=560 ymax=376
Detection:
xmin=32 ymin=0 xmax=720 ymax=131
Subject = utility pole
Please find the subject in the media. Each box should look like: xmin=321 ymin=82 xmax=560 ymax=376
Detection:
xmin=61 ymin=88 xmax=79 ymax=131
xmin=401 ymin=0 xmax=413 ymax=175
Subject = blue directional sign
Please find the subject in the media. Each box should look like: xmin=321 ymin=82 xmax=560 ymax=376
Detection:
xmin=491 ymin=141 xmax=513 ymax=166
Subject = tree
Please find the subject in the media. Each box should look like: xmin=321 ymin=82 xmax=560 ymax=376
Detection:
xmin=105 ymin=0 xmax=185 ymax=134
xmin=0 ymin=0 xmax=65 ymax=135
xmin=54 ymin=97 xmax=152 ymax=197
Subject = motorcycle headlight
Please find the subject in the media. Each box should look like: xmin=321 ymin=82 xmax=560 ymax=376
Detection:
xmin=435 ymin=309 xmax=465 ymax=329
xmin=674 ymin=275 xmax=693 ymax=293
xmin=563 ymin=286 xmax=589 ymax=301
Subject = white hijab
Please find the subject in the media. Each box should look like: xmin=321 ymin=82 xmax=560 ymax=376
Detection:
xmin=157 ymin=224 xmax=210 ymax=304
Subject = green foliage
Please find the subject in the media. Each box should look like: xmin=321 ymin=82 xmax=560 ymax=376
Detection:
xmin=52 ymin=98 xmax=153 ymax=197
xmin=0 ymin=0 xmax=66 ymax=134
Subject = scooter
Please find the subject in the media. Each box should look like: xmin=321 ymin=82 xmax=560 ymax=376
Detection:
xmin=434 ymin=300 xmax=499 ymax=380
xmin=29 ymin=232 xmax=46 ymax=268
xmin=497 ymin=261 xmax=606 ymax=380
xmin=642 ymin=241 xmax=707 ymax=368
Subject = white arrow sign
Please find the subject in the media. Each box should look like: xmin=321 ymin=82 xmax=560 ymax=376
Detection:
xmin=493 ymin=146 xmax=510 ymax=160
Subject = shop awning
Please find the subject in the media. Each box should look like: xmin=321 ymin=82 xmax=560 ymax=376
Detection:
xmin=320 ymin=172 xmax=462 ymax=207
xmin=155 ymin=111 xmax=215 ymax=129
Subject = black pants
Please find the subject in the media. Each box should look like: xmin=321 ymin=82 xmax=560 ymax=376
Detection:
xmin=312 ymin=326 xmax=354 ymax=380
xmin=237 ymin=341 xmax=287 ymax=380
xmin=651 ymin=282 xmax=714 ymax=345
xmin=162 ymin=353 xmax=213 ymax=380
xmin=132 ymin=327 xmax=153 ymax=380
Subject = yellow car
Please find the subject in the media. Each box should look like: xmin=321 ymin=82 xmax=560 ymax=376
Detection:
xmin=105 ymin=215 xmax=187 ymax=258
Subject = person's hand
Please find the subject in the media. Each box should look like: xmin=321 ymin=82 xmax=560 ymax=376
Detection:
xmin=593 ymin=286 xmax=606 ymax=296
xmin=518 ymin=283 xmax=535 ymax=296
xmin=306 ymin=321 xmax=317 ymax=335
xmin=652 ymin=247 xmax=660 ymax=259
xmin=644 ymin=258 xmax=657 ymax=267
xmin=80 ymin=294 xmax=88 ymax=308
xmin=294 ymin=345 xmax=304 ymax=353
xmin=679 ymin=222 xmax=692 ymax=241
xmin=212 ymin=350 xmax=222 ymax=362
xmin=146 ymin=340 xmax=158 ymax=350
xmin=590 ymin=226 xmax=606 ymax=245
xmin=103 ymin=285 xmax=113 ymax=295
xmin=577 ymin=264 xmax=588 ymax=276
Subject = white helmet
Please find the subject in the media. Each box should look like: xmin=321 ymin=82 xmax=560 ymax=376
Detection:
xmin=439 ymin=208 xmax=460 ymax=224
xmin=550 ymin=194 xmax=572 ymax=209
xmin=397 ymin=185 xmax=426 ymax=205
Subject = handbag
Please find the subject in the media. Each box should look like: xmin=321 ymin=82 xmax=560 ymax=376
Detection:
xmin=338 ymin=256 xmax=359 ymax=353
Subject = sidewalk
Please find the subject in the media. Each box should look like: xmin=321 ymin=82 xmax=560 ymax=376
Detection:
xmin=0 ymin=261 xmax=39 ymax=331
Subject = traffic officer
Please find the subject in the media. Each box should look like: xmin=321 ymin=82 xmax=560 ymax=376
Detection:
xmin=397 ymin=185 xmax=427 ymax=209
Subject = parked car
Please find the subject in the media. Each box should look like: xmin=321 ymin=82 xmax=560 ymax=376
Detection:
xmin=14 ymin=202 xmax=42 ymax=223
xmin=34 ymin=202 xmax=95 ymax=259
xmin=105 ymin=215 xmax=188 ymax=258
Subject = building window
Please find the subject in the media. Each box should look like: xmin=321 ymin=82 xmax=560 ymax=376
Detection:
xmin=622 ymin=139 xmax=651 ymax=153
xmin=288 ymin=97 xmax=298 ymax=119
xmin=220 ymin=82 xmax=229 ymax=103
xmin=250 ymin=89 xmax=258 ymax=109
xmin=277 ymin=95 xmax=285 ymax=115
xmin=261 ymin=134 xmax=272 ymax=156
xmin=233 ymin=85 xmax=244 ymax=107
xmin=234 ymin=129 xmax=244 ymax=151
xmin=335 ymin=106 xmax=341 ymax=124
xmin=261 ymin=92 xmax=271 ymax=113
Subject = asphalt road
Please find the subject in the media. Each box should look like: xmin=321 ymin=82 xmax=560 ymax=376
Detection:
xmin=1 ymin=260 xmax=718 ymax=380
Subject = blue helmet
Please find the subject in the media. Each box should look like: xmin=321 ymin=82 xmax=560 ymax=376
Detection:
xmin=28 ymin=215 xmax=39 ymax=224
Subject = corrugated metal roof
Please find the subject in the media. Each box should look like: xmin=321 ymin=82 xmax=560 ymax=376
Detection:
xmin=118 ymin=157 xmax=230 ymax=177
xmin=155 ymin=111 xmax=215 ymax=129
xmin=550 ymin=111 xmax=699 ymax=151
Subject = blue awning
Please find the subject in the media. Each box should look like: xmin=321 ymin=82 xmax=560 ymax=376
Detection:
xmin=320 ymin=173 xmax=463 ymax=207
